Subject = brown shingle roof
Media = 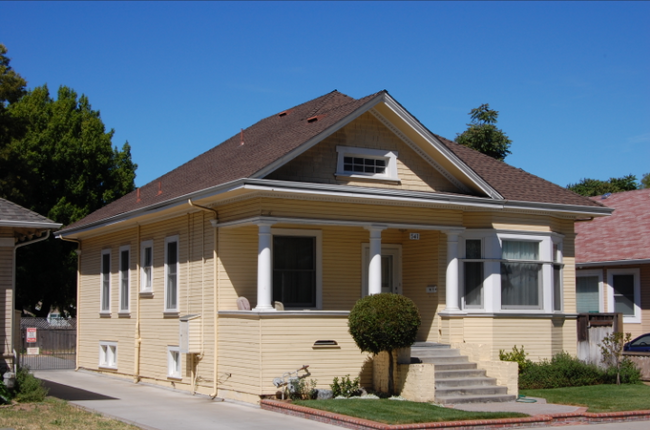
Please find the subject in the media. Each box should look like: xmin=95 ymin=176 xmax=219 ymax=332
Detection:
xmin=576 ymin=189 xmax=650 ymax=263
xmin=0 ymin=198 xmax=59 ymax=226
xmin=59 ymin=90 xmax=603 ymax=234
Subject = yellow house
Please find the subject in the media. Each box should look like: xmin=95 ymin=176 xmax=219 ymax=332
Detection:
xmin=56 ymin=90 xmax=611 ymax=403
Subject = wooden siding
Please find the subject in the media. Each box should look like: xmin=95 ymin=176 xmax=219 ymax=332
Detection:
xmin=217 ymin=313 xmax=372 ymax=397
xmin=266 ymin=112 xmax=461 ymax=194
xmin=77 ymin=213 xmax=215 ymax=391
xmin=0 ymin=244 xmax=13 ymax=361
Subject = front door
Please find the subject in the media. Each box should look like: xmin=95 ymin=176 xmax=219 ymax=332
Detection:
xmin=362 ymin=245 xmax=402 ymax=296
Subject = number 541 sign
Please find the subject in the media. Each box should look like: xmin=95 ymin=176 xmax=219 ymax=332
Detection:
xmin=26 ymin=327 xmax=37 ymax=343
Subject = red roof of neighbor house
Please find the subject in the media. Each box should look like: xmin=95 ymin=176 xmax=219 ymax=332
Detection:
xmin=58 ymin=90 xmax=603 ymax=234
xmin=575 ymin=188 xmax=650 ymax=263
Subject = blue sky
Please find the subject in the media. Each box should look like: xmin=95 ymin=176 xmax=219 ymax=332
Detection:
xmin=3 ymin=1 xmax=649 ymax=189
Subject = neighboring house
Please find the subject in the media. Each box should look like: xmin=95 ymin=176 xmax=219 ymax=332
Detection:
xmin=575 ymin=189 xmax=650 ymax=337
xmin=56 ymin=90 xmax=611 ymax=403
xmin=0 ymin=198 xmax=61 ymax=372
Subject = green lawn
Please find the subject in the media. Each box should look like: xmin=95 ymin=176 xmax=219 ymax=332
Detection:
xmin=293 ymin=399 xmax=527 ymax=425
xmin=521 ymin=384 xmax=650 ymax=413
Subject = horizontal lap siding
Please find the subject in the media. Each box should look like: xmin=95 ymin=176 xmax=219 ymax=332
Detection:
xmin=0 ymin=246 xmax=13 ymax=356
xmin=79 ymin=213 xmax=215 ymax=389
xmin=266 ymin=112 xmax=461 ymax=194
xmin=218 ymin=226 xmax=257 ymax=310
xmin=217 ymin=317 xmax=261 ymax=394
xmin=491 ymin=318 xmax=576 ymax=361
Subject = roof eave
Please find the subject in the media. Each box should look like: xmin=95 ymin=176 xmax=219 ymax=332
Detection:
xmin=0 ymin=220 xmax=62 ymax=229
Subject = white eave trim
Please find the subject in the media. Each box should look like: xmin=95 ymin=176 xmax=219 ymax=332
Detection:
xmin=577 ymin=259 xmax=650 ymax=268
xmin=0 ymin=220 xmax=62 ymax=229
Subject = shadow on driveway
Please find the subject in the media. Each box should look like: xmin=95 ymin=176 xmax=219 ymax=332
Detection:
xmin=42 ymin=380 xmax=118 ymax=401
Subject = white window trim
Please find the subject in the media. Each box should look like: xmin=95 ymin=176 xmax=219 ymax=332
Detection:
xmin=167 ymin=346 xmax=181 ymax=379
xmin=361 ymin=244 xmax=402 ymax=297
xmin=119 ymin=245 xmax=131 ymax=314
xmin=576 ymin=269 xmax=604 ymax=313
xmin=99 ymin=341 xmax=117 ymax=369
xmin=552 ymin=236 xmax=564 ymax=313
xmin=270 ymin=228 xmax=322 ymax=310
xmin=607 ymin=268 xmax=641 ymax=324
xmin=100 ymin=249 xmax=111 ymax=314
xmin=164 ymin=235 xmax=180 ymax=313
xmin=140 ymin=240 xmax=154 ymax=293
xmin=458 ymin=230 xmax=562 ymax=314
xmin=335 ymin=145 xmax=399 ymax=181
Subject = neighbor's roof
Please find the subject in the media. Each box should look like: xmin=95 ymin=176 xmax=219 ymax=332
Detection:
xmin=576 ymin=188 xmax=650 ymax=263
xmin=0 ymin=198 xmax=61 ymax=229
xmin=58 ymin=90 xmax=602 ymax=235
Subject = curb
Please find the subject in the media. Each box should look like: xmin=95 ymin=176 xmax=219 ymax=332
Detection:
xmin=261 ymin=400 xmax=650 ymax=430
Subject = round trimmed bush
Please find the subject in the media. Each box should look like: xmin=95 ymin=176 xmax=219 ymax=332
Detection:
xmin=348 ymin=293 xmax=421 ymax=355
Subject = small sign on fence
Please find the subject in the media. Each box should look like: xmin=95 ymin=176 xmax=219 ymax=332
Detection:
xmin=27 ymin=347 xmax=40 ymax=355
xmin=26 ymin=327 xmax=37 ymax=343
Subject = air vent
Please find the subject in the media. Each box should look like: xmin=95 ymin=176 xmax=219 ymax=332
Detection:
xmin=313 ymin=340 xmax=339 ymax=349
xmin=278 ymin=111 xmax=288 ymax=117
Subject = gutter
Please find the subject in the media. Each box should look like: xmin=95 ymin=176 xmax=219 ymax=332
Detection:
xmin=577 ymin=259 xmax=650 ymax=268
xmin=56 ymin=179 xmax=613 ymax=238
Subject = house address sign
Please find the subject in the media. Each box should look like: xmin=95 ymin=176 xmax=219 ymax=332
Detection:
xmin=409 ymin=233 xmax=420 ymax=240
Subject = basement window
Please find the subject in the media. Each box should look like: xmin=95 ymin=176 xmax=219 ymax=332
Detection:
xmin=336 ymin=146 xmax=399 ymax=182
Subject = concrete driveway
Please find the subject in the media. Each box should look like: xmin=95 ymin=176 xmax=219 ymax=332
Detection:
xmin=35 ymin=369 xmax=340 ymax=430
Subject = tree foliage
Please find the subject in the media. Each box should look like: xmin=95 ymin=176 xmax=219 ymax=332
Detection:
xmin=641 ymin=172 xmax=650 ymax=189
xmin=566 ymin=175 xmax=638 ymax=197
xmin=348 ymin=293 xmax=421 ymax=395
xmin=0 ymin=45 xmax=137 ymax=317
xmin=455 ymin=104 xmax=512 ymax=161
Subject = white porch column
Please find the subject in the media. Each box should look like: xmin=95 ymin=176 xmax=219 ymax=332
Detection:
xmin=253 ymin=222 xmax=276 ymax=311
xmin=445 ymin=232 xmax=461 ymax=312
xmin=365 ymin=226 xmax=386 ymax=295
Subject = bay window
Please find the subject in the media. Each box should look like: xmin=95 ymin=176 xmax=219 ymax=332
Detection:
xmin=500 ymin=240 xmax=542 ymax=309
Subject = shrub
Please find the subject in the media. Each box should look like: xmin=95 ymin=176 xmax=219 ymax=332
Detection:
xmin=348 ymin=293 xmax=420 ymax=396
xmin=600 ymin=332 xmax=633 ymax=385
xmin=286 ymin=377 xmax=317 ymax=401
xmin=0 ymin=379 xmax=11 ymax=404
xmin=14 ymin=367 xmax=48 ymax=403
xmin=519 ymin=352 xmax=604 ymax=389
xmin=499 ymin=345 xmax=532 ymax=374
xmin=604 ymin=358 xmax=641 ymax=385
xmin=330 ymin=375 xmax=361 ymax=398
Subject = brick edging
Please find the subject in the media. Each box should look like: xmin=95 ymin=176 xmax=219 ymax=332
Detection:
xmin=260 ymin=400 xmax=650 ymax=430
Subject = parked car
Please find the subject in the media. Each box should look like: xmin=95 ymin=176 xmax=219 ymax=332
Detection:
xmin=624 ymin=333 xmax=650 ymax=352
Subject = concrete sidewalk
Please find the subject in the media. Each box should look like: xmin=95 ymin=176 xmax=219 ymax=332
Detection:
xmin=34 ymin=369 xmax=341 ymax=430
xmin=34 ymin=370 xmax=649 ymax=430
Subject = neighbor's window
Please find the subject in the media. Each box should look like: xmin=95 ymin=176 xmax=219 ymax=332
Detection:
xmin=608 ymin=268 xmax=641 ymax=323
xmin=335 ymin=146 xmax=399 ymax=181
xmin=164 ymin=236 xmax=179 ymax=312
xmin=119 ymin=246 xmax=130 ymax=313
xmin=140 ymin=240 xmax=153 ymax=293
xmin=463 ymin=239 xmax=483 ymax=308
xmin=100 ymin=250 xmax=111 ymax=313
xmin=576 ymin=273 xmax=601 ymax=314
xmin=273 ymin=235 xmax=316 ymax=308
xmin=500 ymin=240 xmax=542 ymax=309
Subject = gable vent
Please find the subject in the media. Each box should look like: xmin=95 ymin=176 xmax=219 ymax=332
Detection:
xmin=307 ymin=114 xmax=326 ymax=123
xmin=278 ymin=111 xmax=288 ymax=117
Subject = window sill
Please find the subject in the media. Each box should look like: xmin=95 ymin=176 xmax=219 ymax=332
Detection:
xmin=99 ymin=312 xmax=111 ymax=318
xmin=140 ymin=291 xmax=154 ymax=298
xmin=163 ymin=311 xmax=180 ymax=318
xmin=99 ymin=365 xmax=117 ymax=371
xmin=118 ymin=312 xmax=131 ymax=318
xmin=335 ymin=173 xmax=400 ymax=184
xmin=167 ymin=375 xmax=182 ymax=381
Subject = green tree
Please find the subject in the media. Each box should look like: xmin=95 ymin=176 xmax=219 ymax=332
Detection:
xmin=1 ymin=83 xmax=137 ymax=317
xmin=0 ymin=44 xmax=27 ymax=177
xmin=348 ymin=293 xmax=421 ymax=396
xmin=566 ymin=175 xmax=638 ymax=197
xmin=455 ymin=104 xmax=512 ymax=161
xmin=641 ymin=172 xmax=650 ymax=189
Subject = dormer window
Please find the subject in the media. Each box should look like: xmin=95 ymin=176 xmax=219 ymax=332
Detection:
xmin=335 ymin=146 xmax=399 ymax=182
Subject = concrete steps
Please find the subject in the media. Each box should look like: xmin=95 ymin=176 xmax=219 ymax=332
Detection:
xmin=410 ymin=343 xmax=516 ymax=404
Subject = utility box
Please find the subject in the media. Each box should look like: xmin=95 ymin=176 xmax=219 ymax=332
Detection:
xmin=179 ymin=314 xmax=201 ymax=354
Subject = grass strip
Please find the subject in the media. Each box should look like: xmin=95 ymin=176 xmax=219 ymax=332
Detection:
xmin=0 ymin=397 xmax=142 ymax=430
xmin=293 ymin=399 xmax=528 ymax=424
xmin=521 ymin=384 xmax=650 ymax=413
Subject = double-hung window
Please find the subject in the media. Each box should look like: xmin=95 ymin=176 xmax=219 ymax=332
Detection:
xmin=463 ymin=239 xmax=483 ymax=308
xmin=100 ymin=249 xmax=111 ymax=314
xmin=271 ymin=229 xmax=322 ymax=309
xmin=140 ymin=240 xmax=153 ymax=293
xmin=164 ymin=236 xmax=179 ymax=312
xmin=500 ymin=240 xmax=542 ymax=309
xmin=576 ymin=270 xmax=602 ymax=313
xmin=335 ymin=146 xmax=399 ymax=182
xmin=119 ymin=245 xmax=130 ymax=314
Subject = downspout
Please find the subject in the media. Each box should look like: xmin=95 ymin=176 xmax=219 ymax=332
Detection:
xmin=58 ymin=234 xmax=81 ymax=371
xmin=134 ymin=225 xmax=142 ymax=383
xmin=15 ymin=230 xmax=54 ymax=372
xmin=187 ymin=200 xmax=220 ymax=398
